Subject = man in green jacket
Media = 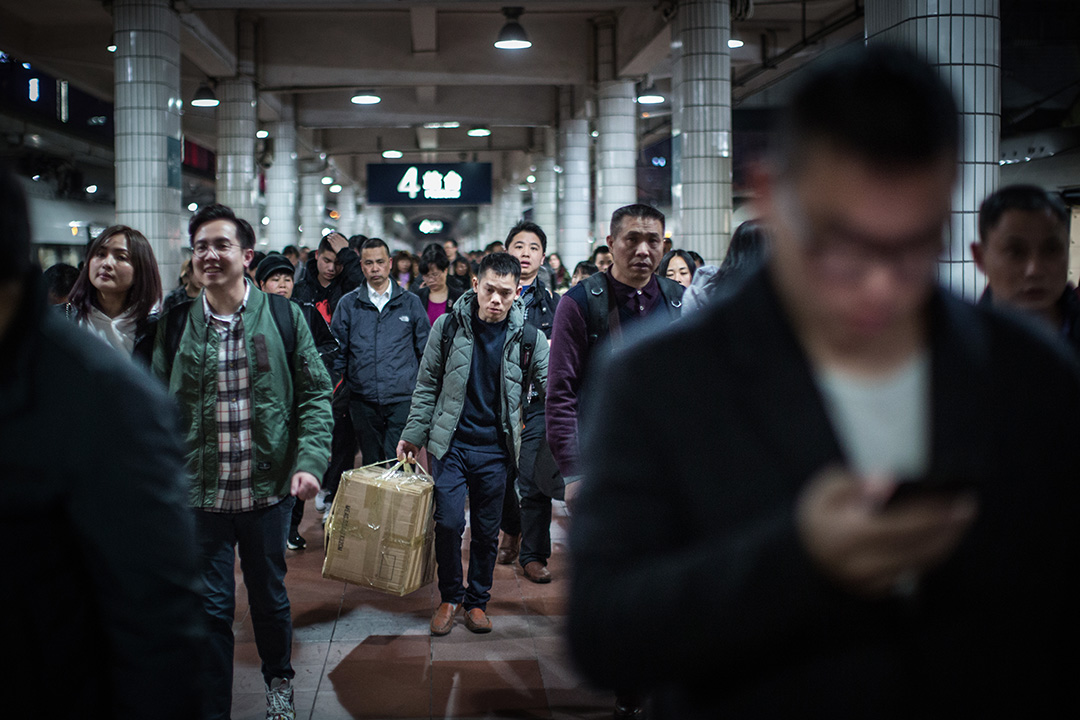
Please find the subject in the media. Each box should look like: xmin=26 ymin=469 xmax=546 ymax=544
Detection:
xmin=153 ymin=203 xmax=333 ymax=720
xmin=397 ymin=253 xmax=549 ymax=637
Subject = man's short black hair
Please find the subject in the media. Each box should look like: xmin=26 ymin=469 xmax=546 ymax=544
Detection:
xmin=505 ymin=221 xmax=548 ymax=253
xmin=418 ymin=243 xmax=450 ymax=275
xmin=444 ymin=238 xmax=458 ymax=248
xmin=360 ymin=237 xmax=390 ymax=256
xmin=43 ymin=263 xmax=79 ymax=299
xmin=478 ymin=252 xmax=521 ymax=284
xmin=348 ymin=234 xmax=368 ymax=252
xmin=772 ymin=43 xmax=960 ymax=177
xmin=573 ymin=260 xmax=598 ymax=277
xmin=282 ymin=245 xmax=299 ymax=258
xmin=978 ymin=184 xmax=1069 ymax=243
xmin=484 ymin=240 xmax=505 ymax=254
xmin=317 ymin=233 xmax=342 ymax=255
xmin=609 ymin=204 xmax=666 ymax=239
xmin=188 ymin=203 xmax=256 ymax=250
xmin=590 ymin=245 xmax=611 ymax=261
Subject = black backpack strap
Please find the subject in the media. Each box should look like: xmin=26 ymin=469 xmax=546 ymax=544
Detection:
xmin=519 ymin=322 xmax=537 ymax=399
xmin=655 ymin=276 xmax=685 ymax=316
xmin=266 ymin=293 xmax=297 ymax=370
xmin=582 ymin=273 xmax=612 ymax=349
xmin=164 ymin=299 xmax=194 ymax=360
xmin=434 ymin=313 xmax=459 ymax=402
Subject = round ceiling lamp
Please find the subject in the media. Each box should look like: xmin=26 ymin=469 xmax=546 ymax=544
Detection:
xmin=350 ymin=90 xmax=381 ymax=105
xmin=494 ymin=7 xmax=532 ymax=50
xmin=191 ymin=82 xmax=219 ymax=108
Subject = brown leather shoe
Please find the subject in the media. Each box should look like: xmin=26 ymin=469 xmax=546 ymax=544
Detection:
xmin=430 ymin=602 xmax=459 ymax=636
xmin=496 ymin=533 xmax=520 ymax=565
xmin=463 ymin=607 xmax=492 ymax=633
xmin=522 ymin=561 xmax=552 ymax=584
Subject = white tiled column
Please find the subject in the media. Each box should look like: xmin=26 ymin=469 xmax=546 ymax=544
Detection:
xmin=559 ymin=109 xmax=592 ymax=264
xmin=501 ymin=183 xmax=523 ymax=237
xmin=866 ymin=0 xmax=1000 ymax=300
xmin=300 ymin=173 xmax=325 ymax=243
xmin=113 ymin=0 xmax=184 ymax=290
xmin=534 ymin=127 xmax=559 ymax=251
xmin=672 ymin=0 xmax=733 ymax=265
xmin=363 ymin=203 xmax=384 ymax=240
xmin=215 ymin=79 xmax=257 ymax=229
xmin=594 ymin=18 xmax=638 ymax=240
xmin=265 ymin=103 xmax=298 ymax=251
xmin=337 ymin=183 xmax=356 ymax=238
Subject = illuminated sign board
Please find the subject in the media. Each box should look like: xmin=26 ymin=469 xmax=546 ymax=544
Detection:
xmin=367 ymin=163 xmax=492 ymax=205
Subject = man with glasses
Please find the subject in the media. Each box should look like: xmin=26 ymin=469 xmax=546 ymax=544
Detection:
xmin=154 ymin=203 xmax=333 ymax=720
xmin=568 ymin=45 xmax=1079 ymax=718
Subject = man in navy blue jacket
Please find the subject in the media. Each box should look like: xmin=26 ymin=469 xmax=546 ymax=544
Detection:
xmin=331 ymin=237 xmax=430 ymax=464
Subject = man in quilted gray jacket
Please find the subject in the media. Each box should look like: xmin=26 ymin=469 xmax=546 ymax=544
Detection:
xmin=397 ymin=253 xmax=549 ymax=636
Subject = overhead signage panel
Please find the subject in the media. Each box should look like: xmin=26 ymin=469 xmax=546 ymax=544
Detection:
xmin=367 ymin=162 xmax=492 ymax=205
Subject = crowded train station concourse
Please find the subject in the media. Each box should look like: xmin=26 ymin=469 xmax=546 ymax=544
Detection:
xmin=2 ymin=1 xmax=1079 ymax=719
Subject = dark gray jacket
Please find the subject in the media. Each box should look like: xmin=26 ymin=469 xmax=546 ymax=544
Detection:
xmin=330 ymin=280 xmax=430 ymax=404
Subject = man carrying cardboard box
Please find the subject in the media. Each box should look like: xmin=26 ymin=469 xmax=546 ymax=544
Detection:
xmin=397 ymin=252 xmax=549 ymax=636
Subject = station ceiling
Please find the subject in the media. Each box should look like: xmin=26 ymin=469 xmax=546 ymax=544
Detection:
xmin=0 ymin=0 xmax=1077 ymax=185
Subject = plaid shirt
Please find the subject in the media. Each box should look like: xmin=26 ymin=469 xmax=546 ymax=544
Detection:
xmin=203 ymin=284 xmax=283 ymax=513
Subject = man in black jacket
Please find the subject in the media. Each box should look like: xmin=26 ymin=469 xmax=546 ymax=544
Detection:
xmin=0 ymin=164 xmax=204 ymax=719
xmin=972 ymin=183 xmax=1080 ymax=355
xmin=569 ymin=44 xmax=1080 ymax=719
xmin=331 ymin=237 xmax=430 ymax=464
xmin=499 ymin=220 xmax=562 ymax=583
xmin=291 ymin=231 xmax=364 ymax=318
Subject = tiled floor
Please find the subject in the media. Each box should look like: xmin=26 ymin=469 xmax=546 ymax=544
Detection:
xmin=229 ymin=500 xmax=613 ymax=719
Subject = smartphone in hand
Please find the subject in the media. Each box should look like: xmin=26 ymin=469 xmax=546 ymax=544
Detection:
xmin=884 ymin=474 xmax=978 ymax=509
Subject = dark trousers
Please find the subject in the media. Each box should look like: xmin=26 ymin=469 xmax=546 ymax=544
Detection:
xmin=350 ymin=396 xmax=410 ymax=465
xmin=433 ymin=444 xmax=509 ymax=610
xmin=196 ymin=498 xmax=295 ymax=720
xmin=517 ymin=406 xmax=553 ymax=567
xmin=324 ymin=390 xmax=358 ymax=499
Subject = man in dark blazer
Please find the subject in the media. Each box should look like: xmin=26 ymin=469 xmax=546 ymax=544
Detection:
xmin=568 ymin=44 xmax=1080 ymax=719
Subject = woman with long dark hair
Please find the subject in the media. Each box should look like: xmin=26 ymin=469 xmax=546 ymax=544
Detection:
xmin=65 ymin=225 xmax=163 ymax=363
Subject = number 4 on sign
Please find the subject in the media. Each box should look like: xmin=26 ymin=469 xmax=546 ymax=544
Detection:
xmin=397 ymin=166 xmax=421 ymax=199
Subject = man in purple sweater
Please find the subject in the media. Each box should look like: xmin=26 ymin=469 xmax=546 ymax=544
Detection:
xmin=545 ymin=203 xmax=683 ymax=719
xmin=546 ymin=204 xmax=684 ymax=484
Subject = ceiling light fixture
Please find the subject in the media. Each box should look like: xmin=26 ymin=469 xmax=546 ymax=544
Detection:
xmin=191 ymin=81 xmax=219 ymax=108
xmin=350 ymin=90 xmax=381 ymax=105
xmin=382 ymin=149 xmax=404 ymax=159
xmin=321 ymin=176 xmax=334 ymax=185
xmin=256 ymin=129 xmax=269 ymax=139
xmin=329 ymin=184 xmax=342 ymax=194
xmin=106 ymin=44 xmax=117 ymax=53
xmin=728 ymin=37 xmax=744 ymax=49
xmin=494 ymin=7 xmax=532 ymax=50
xmin=423 ymin=122 xmax=461 ymax=129
xmin=467 ymin=127 xmax=491 ymax=137
xmin=636 ymin=82 xmax=665 ymax=105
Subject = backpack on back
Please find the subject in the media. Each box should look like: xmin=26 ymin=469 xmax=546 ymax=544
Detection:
xmin=163 ymin=292 xmax=296 ymax=373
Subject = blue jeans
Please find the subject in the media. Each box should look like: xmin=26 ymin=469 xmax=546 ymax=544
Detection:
xmin=433 ymin=444 xmax=509 ymax=610
xmin=196 ymin=498 xmax=295 ymax=720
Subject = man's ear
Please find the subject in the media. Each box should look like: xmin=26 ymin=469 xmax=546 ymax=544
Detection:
xmin=472 ymin=276 xmax=479 ymax=292
xmin=516 ymin=285 xmax=522 ymax=297
xmin=242 ymin=247 xmax=256 ymax=270
xmin=971 ymin=241 xmax=986 ymax=273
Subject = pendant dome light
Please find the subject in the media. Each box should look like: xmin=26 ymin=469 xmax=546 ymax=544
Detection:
xmin=495 ymin=7 xmax=531 ymax=50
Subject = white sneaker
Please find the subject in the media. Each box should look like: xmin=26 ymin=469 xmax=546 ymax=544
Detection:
xmin=265 ymin=677 xmax=295 ymax=720
xmin=314 ymin=489 xmax=330 ymax=513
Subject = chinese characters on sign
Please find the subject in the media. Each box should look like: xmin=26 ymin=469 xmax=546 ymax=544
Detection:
xmin=367 ymin=163 xmax=492 ymax=205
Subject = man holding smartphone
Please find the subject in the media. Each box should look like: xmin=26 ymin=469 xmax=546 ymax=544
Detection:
xmin=569 ymin=44 xmax=1080 ymax=718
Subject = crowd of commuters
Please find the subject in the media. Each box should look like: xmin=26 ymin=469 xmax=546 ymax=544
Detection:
xmin=6 ymin=41 xmax=1078 ymax=720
